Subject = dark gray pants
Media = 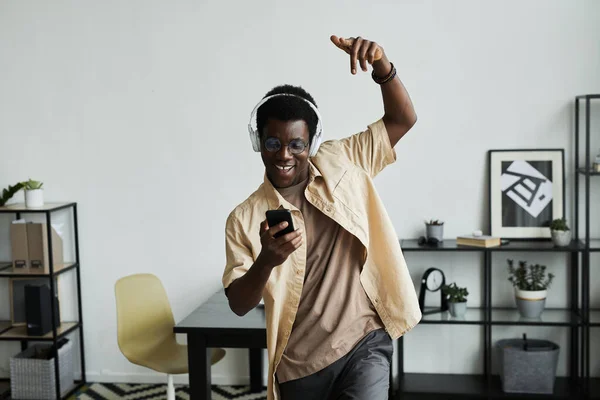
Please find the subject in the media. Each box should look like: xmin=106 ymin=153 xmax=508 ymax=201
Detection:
xmin=278 ymin=328 xmax=393 ymax=400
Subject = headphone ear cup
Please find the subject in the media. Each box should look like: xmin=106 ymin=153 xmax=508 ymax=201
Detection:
xmin=248 ymin=125 xmax=261 ymax=152
xmin=309 ymin=131 xmax=323 ymax=157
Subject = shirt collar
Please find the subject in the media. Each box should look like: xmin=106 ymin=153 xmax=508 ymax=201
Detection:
xmin=263 ymin=160 xmax=322 ymax=210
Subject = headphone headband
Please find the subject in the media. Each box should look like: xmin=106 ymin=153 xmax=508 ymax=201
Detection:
xmin=247 ymin=93 xmax=323 ymax=157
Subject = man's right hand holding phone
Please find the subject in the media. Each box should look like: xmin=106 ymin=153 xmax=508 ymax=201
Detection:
xmin=258 ymin=220 xmax=303 ymax=268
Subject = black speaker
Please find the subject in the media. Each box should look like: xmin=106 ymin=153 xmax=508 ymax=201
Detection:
xmin=24 ymin=284 xmax=60 ymax=336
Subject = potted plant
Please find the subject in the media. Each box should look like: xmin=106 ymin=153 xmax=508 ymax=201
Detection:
xmin=549 ymin=218 xmax=571 ymax=247
xmin=442 ymin=282 xmax=468 ymax=318
xmin=22 ymin=179 xmax=44 ymax=208
xmin=0 ymin=182 xmax=25 ymax=207
xmin=425 ymin=218 xmax=444 ymax=242
xmin=507 ymin=259 xmax=555 ymax=319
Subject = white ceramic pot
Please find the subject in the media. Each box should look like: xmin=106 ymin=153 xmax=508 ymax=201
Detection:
xmin=24 ymin=189 xmax=44 ymax=208
xmin=515 ymin=289 xmax=547 ymax=319
xmin=449 ymin=301 xmax=467 ymax=318
xmin=551 ymin=229 xmax=571 ymax=247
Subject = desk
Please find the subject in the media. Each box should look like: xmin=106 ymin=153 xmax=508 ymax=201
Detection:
xmin=174 ymin=289 xmax=266 ymax=400
xmin=176 ymin=289 xmax=396 ymax=400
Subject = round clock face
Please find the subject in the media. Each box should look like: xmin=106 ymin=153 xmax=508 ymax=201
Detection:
xmin=426 ymin=269 xmax=444 ymax=291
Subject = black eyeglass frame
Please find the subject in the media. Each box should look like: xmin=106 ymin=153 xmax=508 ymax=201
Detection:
xmin=262 ymin=137 xmax=309 ymax=155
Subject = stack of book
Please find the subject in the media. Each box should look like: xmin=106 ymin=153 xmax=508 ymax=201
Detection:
xmin=456 ymin=234 xmax=501 ymax=248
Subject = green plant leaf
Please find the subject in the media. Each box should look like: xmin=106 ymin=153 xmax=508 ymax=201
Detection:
xmin=507 ymin=258 xmax=554 ymax=290
xmin=22 ymin=178 xmax=43 ymax=190
xmin=0 ymin=182 xmax=24 ymax=206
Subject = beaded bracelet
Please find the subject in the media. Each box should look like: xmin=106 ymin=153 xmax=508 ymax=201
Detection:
xmin=371 ymin=62 xmax=397 ymax=85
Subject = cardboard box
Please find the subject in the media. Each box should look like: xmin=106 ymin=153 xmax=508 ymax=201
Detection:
xmin=10 ymin=222 xmax=30 ymax=271
xmin=26 ymin=223 xmax=63 ymax=274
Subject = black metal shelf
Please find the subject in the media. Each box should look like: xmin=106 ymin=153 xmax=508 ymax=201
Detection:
xmin=487 ymin=240 xmax=582 ymax=252
xmin=420 ymin=308 xmax=580 ymax=326
xmin=489 ymin=308 xmax=580 ymax=327
xmin=0 ymin=202 xmax=75 ymax=214
xmin=578 ymin=168 xmax=600 ymax=176
xmin=575 ymin=94 xmax=599 ymax=397
xmin=398 ymin=373 xmax=577 ymax=399
xmin=576 ymin=94 xmax=600 ymax=99
xmin=420 ymin=308 xmax=486 ymax=324
xmin=401 ymin=239 xmax=487 ymax=252
xmin=0 ymin=202 xmax=85 ymax=400
xmin=581 ymin=239 xmax=600 ymax=252
xmin=487 ymin=376 xmax=577 ymax=399
xmin=395 ymin=94 xmax=596 ymax=399
xmin=401 ymin=239 xmax=584 ymax=252
xmin=0 ymin=261 xmax=78 ymax=278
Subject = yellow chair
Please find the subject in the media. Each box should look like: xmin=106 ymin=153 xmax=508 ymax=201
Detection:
xmin=115 ymin=273 xmax=226 ymax=400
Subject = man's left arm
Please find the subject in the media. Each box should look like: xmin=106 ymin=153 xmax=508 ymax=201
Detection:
xmin=331 ymin=35 xmax=417 ymax=148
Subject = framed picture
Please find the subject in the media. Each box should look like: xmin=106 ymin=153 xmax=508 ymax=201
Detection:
xmin=488 ymin=149 xmax=565 ymax=239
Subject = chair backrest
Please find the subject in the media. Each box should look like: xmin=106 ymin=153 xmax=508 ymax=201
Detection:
xmin=114 ymin=273 xmax=176 ymax=365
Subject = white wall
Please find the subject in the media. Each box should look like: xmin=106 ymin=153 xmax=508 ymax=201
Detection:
xmin=1 ymin=0 xmax=600 ymax=385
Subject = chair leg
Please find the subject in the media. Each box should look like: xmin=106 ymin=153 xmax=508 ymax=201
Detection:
xmin=167 ymin=374 xmax=175 ymax=400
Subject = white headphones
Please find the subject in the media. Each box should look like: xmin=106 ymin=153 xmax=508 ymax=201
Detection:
xmin=248 ymin=93 xmax=324 ymax=157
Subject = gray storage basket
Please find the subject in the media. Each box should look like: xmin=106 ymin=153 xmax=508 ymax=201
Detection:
xmin=10 ymin=340 xmax=74 ymax=399
xmin=497 ymin=337 xmax=559 ymax=394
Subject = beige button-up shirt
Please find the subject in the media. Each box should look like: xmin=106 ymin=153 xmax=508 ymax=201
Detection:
xmin=223 ymin=118 xmax=422 ymax=400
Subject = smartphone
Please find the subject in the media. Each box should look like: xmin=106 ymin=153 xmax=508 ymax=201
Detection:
xmin=266 ymin=209 xmax=295 ymax=238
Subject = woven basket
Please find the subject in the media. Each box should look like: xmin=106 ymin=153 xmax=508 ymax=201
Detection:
xmin=10 ymin=341 xmax=74 ymax=399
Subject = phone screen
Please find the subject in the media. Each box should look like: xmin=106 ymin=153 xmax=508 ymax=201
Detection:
xmin=266 ymin=209 xmax=295 ymax=238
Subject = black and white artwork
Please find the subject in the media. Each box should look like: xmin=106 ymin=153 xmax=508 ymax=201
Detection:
xmin=489 ymin=149 xmax=564 ymax=239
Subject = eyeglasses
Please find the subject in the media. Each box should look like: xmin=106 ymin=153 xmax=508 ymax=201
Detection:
xmin=263 ymin=137 xmax=309 ymax=155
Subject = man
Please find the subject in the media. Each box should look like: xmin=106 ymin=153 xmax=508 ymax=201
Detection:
xmin=222 ymin=35 xmax=422 ymax=400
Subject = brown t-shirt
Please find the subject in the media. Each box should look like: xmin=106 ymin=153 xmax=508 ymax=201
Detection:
xmin=275 ymin=176 xmax=384 ymax=383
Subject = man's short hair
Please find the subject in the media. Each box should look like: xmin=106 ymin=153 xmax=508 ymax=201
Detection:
xmin=256 ymin=84 xmax=319 ymax=143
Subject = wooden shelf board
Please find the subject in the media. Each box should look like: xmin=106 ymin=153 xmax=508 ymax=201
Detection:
xmin=0 ymin=322 xmax=79 ymax=340
xmin=0 ymin=202 xmax=75 ymax=213
xmin=0 ymin=262 xmax=77 ymax=277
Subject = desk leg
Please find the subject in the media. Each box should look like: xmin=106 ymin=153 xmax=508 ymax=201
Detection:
xmin=249 ymin=348 xmax=263 ymax=392
xmin=188 ymin=334 xmax=211 ymax=400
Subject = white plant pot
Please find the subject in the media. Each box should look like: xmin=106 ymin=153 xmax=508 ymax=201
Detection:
xmin=515 ymin=289 xmax=547 ymax=319
xmin=448 ymin=301 xmax=467 ymax=318
xmin=551 ymin=229 xmax=571 ymax=247
xmin=24 ymin=189 xmax=44 ymax=208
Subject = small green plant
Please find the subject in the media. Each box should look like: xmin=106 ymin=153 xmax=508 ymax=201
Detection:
xmin=22 ymin=179 xmax=43 ymax=190
xmin=442 ymin=282 xmax=468 ymax=303
xmin=507 ymin=259 xmax=555 ymax=291
xmin=0 ymin=182 xmax=25 ymax=206
xmin=425 ymin=219 xmax=444 ymax=225
xmin=549 ymin=218 xmax=569 ymax=231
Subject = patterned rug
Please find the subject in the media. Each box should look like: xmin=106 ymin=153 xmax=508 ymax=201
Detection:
xmin=71 ymin=383 xmax=267 ymax=400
